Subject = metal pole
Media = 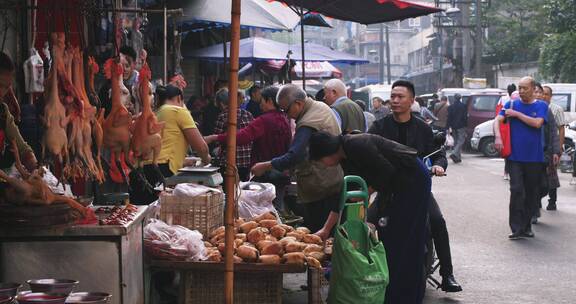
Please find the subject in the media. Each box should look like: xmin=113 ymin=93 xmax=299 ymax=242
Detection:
xmin=223 ymin=28 xmax=228 ymax=79
xmin=300 ymin=12 xmax=306 ymax=90
xmin=379 ymin=23 xmax=384 ymax=84
xmin=225 ymin=0 xmax=242 ymax=302
xmin=385 ymin=25 xmax=391 ymax=85
xmin=163 ymin=3 xmax=167 ymax=83
xmin=439 ymin=26 xmax=443 ymax=89
xmin=474 ymin=0 xmax=482 ymax=77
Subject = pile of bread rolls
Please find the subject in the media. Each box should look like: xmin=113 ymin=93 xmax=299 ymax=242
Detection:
xmin=204 ymin=212 xmax=328 ymax=269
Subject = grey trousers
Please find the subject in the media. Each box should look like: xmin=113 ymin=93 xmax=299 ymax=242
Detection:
xmin=451 ymin=128 xmax=467 ymax=160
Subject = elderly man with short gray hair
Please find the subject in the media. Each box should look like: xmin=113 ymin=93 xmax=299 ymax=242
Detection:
xmin=251 ymin=84 xmax=343 ymax=234
xmin=323 ymin=78 xmax=366 ymax=133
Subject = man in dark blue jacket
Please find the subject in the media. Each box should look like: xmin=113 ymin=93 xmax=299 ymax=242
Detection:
xmin=447 ymin=93 xmax=468 ymax=163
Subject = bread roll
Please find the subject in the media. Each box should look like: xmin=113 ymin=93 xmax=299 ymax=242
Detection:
xmin=285 ymin=241 xmax=308 ymax=253
xmin=303 ymin=244 xmax=323 ymax=255
xmin=206 ymin=251 xmax=222 ymax=262
xmin=283 ymin=252 xmax=306 ymax=265
xmin=306 ymin=251 xmax=326 ymax=262
xmin=240 ymin=221 xmax=259 ymax=234
xmin=261 ymin=241 xmax=283 ymax=255
xmin=233 ymin=255 xmax=244 ymax=263
xmin=237 ymin=245 xmax=259 ymax=262
xmin=306 ymin=256 xmax=322 ymax=269
xmin=235 ymin=233 xmax=247 ymax=242
xmin=302 ymin=234 xmax=323 ymax=245
xmin=247 ymin=227 xmax=269 ymax=244
xmin=296 ymin=227 xmax=311 ymax=234
xmin=253 ymin=211 xmax=276 ymax=222
xmin=279 ymin=224 xmax=295 ymax=233
xmin=257 ymin=240 xmax=274 ymax=251
xmin=286 ymin=232 xmax=303 ymax=241
xmin=259 ymin=219 xmax=279 ymax=229
xmin=279 ymin=236 xmax=297 ymax=247
xmin=265 ymin=235 xmax=278 ymax=242
xmin=270 ymin=225 xmax=287 ymax=239
xmin=209 ymin=226 xmax=225 ymax=239
xmin=259 ymin=254 xmax=281 ymax=264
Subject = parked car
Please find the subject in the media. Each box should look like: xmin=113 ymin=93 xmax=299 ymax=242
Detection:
xmin=466 ymin=91 xmax=506 ymax=139
xmin=471 ymin=119 xmax=576 ymax=157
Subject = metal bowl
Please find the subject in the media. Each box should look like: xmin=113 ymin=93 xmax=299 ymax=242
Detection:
xmin=16 ymin=292 xmax=68 ymax=304
xmin=0 ymin=295 xmax=13 ymax=304
xmin=0 ymin=282 xmax=21 ymax=297
xmin=27 ymin=280 xmax=79 ymax=295
xmin=66 ymin=292 xmax=111 ymax=304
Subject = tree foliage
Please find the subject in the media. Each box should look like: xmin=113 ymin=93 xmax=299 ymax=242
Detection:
xmin=539 ymin=0 xmax=576 ymax=82
xmin=484 ymin=0 xmax=547 ymax=65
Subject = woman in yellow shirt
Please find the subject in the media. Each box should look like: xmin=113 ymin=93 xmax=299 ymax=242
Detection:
xmin=155 ymin=85 xmax=211 ymax=176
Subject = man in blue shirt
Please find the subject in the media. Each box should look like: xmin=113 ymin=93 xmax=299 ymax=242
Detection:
xmin=494 ymin=76 xmax=548 ymax=240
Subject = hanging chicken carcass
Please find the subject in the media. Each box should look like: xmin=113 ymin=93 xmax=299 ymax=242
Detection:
xmin=102 ymin=58 xmax=132 ymax=177
xmin=87 ymin=56 xmax=105 ymax=182
xmin=41 ymin=33 xmax=69 ymax=168
xmin=0 ymin=140 xmax=92 ymax=220
xmin=130 ymin=62 xmax=164 ymax=166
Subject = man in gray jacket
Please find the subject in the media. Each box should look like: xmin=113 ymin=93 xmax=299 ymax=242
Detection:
xmin=323 ymin=79 xmax=366 ymax=134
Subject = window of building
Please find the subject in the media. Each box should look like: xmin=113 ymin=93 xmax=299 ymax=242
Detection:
xmin=408 ymin=17 xmax=421 ymax=27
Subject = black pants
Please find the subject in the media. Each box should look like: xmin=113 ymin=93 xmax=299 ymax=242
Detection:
xmin=130 ymin=163 xmax=173 ymax=205
xmin=548 ymin=188 xmax=557 ymax=203
xmin=301 ymin=194 xmax=340 ymax=233
xmin=429 ymin=194 xmax=453 ymax=277
xmin=508 ymin=161 xmax=543 ymax=233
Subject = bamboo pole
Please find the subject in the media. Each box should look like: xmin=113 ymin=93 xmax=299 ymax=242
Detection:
xmin=224 ymin=0 xmax=242 ymax=302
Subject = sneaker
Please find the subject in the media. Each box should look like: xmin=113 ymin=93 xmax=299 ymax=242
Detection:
xmin=508 ymin=232 xmax=524 ymax=240
xmin=570 ymin=178 xmax=576 ymax=186
xmin=531 ymin=216 xmax=538 ymax=224
xmin=522 ymin=230 xmax=535 ymax=238
xmin=546 ymin=203 xmax=557 ymax=211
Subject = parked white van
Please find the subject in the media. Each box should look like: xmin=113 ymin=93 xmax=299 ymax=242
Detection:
xmin=352 ymin=84 xmax=393 ymax=111
xmin=542 ymin=83 xmax=576 ymax=123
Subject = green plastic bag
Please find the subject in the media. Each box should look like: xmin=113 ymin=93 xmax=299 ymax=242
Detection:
xmin=327 ymin=219 xmax=389 ymax=304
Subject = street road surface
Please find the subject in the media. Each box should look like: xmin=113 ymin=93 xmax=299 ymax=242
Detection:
xmin=423 ymin=153 xmax=576 ymax=304
xmin=283 ymin=153 xmax=576 ymax=304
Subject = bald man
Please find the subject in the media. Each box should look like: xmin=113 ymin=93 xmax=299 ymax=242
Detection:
xmin=494 ymin=76 xmax=548 ymax=240
xmin=323 ymin=79 xmax=366 ymax=133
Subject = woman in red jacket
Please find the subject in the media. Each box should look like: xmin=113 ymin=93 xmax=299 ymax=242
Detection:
xmin=204 ymin=86 xmax=292 ymax=208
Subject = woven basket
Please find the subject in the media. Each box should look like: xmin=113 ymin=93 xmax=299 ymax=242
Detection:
xmin=159 ymin=189 xmax=224 ymax=238
xmin=185 ymin=271 xmax=282 ymax=304
xmin=308 ymin=267 xmax=329 ymax=304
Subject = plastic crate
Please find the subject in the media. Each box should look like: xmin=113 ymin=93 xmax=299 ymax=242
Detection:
xmin=159 ymin=189 xmax=224 ymax=238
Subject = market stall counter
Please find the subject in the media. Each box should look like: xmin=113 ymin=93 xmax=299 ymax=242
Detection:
xmin=0 ymin=205 xmax=154 ymax=304
xmin=148 ymin=260 xmax=325 ymax=304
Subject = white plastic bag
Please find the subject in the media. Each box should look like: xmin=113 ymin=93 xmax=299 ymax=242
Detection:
xmin=238 ymin=182 xmax=279 ymax=220
xmin=445 ymin=133 xmax=455 ymax=147
xmin=144 ymin=219 xmax=207 ymax=261
xmin=173 ymin=183 xmax=222 ymax=197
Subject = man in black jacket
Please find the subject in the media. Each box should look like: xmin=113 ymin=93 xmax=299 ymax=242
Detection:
xmin=368 ymin=80 xmax=462 ymax=293
xmin=309 ymin=132 xmax=431 ymax=304
xmin=447 ymin=93 xmax=468 ymax=163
